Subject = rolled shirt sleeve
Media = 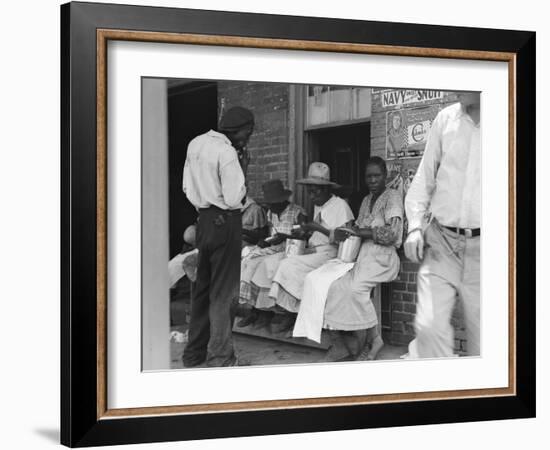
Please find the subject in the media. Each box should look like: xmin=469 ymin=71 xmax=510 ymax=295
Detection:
xmin=335 ymin=199 xmax=355 ymax=227
xmin=323 ymin=196 xmax=355 ymax=229
xmin=404 ymin=111 xmax=442 ymax=231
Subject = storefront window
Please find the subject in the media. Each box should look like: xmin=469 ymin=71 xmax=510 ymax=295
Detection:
xmin=306 ymin=85 xmax=371 ymax=127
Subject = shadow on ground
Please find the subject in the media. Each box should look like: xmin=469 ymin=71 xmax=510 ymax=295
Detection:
xmin=34 ymin=428 xmax=59 ymax=444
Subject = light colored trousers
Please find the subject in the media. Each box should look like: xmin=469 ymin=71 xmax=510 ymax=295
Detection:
xmin=408 ymin=221 xmax=480 ymax=358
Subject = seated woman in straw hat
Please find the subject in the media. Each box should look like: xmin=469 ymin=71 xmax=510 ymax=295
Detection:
xmin=238 ymin=179 xmax=306 ymax=329
xmin=292 ymin=157 xmax=403 ymax=361
xmin=267 ymin=162 xmax=355 ymax=334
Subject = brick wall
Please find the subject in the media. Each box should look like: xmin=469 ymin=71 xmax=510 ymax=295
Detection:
xmin=370 ymin=89 xmax=467 ymax=352
xmin=217 ymin=81 xmax=291 ymax=200
xmin=387 ymin=255 xmax=419 ymax=345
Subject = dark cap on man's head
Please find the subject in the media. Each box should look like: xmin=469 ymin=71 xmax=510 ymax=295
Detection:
xmin=219 ymin=106 xmax=254 ymax=132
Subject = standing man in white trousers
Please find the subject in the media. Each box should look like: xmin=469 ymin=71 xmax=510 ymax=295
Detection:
xmin=404 ymin=92 xmax=481 ymax=358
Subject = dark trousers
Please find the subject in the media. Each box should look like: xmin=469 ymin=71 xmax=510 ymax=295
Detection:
xmin=182 ymin=207 xmax=242 ymax=367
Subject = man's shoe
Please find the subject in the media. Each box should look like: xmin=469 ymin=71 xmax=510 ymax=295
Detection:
xmin=355 ymin=336 xmax=384 ymax=361
xmin=320 ymin=343 xmax=353 ymax=363
xmin=225 ymin=356 xmax=252 ymax=367
xmin=182 ymin=357 xmax=206 ymax=368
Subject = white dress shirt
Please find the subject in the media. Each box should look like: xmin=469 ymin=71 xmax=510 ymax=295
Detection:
xmin=182 ymin=130 xmax=246 ymax=210
xmin=405 ymin=103 xmax=481 ymax=230
xmin=309 ymin=195 xmax=355 ymax=247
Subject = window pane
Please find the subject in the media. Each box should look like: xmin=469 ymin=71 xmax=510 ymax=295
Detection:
xmin=306 ymin=85 xmax=371 ymax=126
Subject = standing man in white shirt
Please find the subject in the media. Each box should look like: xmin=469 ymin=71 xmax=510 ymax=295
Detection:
xmin=182 ymin=106 xmax=254 ymax=367
xmin=404 ymin=93 xmax=481 ymax=358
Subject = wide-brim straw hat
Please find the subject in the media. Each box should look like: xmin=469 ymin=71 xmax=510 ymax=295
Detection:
xmin=296 ymin=162 xmax=341 ymax=188
xmin=260 ymin=179 xmax=293 ymax=204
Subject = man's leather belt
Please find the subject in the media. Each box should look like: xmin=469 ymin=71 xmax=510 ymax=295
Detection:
xmin=199 ymin=206 xmax=241 ymax=216
xmin=441 ymin=225 xmax=480 ymax=237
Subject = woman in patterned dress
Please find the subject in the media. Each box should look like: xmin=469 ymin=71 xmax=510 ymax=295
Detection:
xmin=238 ymin=179 xmax=306 ymax=328
xmin=297 ymin=157 xmax=404 ymax=361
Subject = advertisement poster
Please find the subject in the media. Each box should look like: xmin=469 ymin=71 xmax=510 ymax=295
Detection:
xmin=385 ymin=104 xmax=441 ymax=159
xmin=381 ymin=89 xmax=444 ymax=108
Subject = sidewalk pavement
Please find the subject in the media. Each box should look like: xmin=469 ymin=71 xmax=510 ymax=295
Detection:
xmin=169 ymin=324 xmax=407 ymax=369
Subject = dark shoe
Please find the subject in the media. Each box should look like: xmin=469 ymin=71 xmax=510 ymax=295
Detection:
xmin=252 ymin=311 xmax=274 ymax=330
xmin=272 ymin=314 xmax=295 ymax=334
xmin=182 ymin=357 xmax=206 ymax=368
xmin=236 ymin=310 xmax=258 ymax=328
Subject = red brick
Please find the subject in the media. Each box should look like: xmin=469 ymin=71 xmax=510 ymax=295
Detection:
xmin=391 ymin=302 xmax=404 ymax=312
xmin=401 ymin=292 xmax=415 ymax=302
xmin=391 ymin=321 xmax=405 ymax=333
xmin=392 ymin=311 xmax=414 ymax=323
xmin=392 ymin=281 xmax=407 ymax=291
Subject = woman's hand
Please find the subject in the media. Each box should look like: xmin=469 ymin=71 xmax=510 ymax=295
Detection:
xmin=373 ymin=226 xmax=395 ymax=246
xmin=257 ymin=239 xmax=270 ymax=249
xmin=333 ymin=229 xmax=349 ymax=243
xmin=334 ymin=227 xmax=358 ymax=243
xmin=300 ymin=222 xmax=319 ymax=233
xmin=290 ymin=228 xmax=307 ymax=239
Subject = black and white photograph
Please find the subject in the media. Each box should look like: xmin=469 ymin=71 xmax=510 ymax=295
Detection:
xmin=141 ymin=79 xmax=481 ymax=370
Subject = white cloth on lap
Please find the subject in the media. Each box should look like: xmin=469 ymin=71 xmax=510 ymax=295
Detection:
xmin=292 ymin=259 xmax=355 ymax=343
xmin=168 ymin=249 xmax=199 ymax=287
xmin=168 ymin=254 xmax=186 ymax=287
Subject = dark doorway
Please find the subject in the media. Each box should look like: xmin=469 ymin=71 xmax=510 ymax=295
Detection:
xmin=308 ymin=122 xmax=370 ymax=216
xmin=167 ymin=81 xmax=218 ymax=258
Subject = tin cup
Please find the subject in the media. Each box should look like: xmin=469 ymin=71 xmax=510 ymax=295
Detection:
xmin=285 ymin=238 xmax=306 ymax=257
xmin=337 ymin=235 xmax=361 ymax=262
